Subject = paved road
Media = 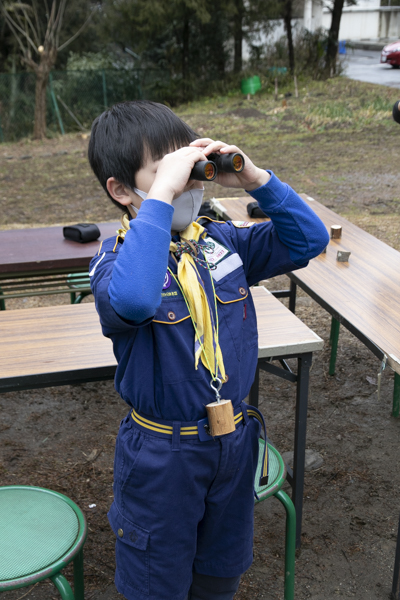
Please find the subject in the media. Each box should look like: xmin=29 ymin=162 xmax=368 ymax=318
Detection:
xmin=343 ymin=48 xmax=400 ymax=88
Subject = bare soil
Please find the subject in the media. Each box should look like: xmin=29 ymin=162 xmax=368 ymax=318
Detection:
xmin=0 ymin=77 xmax=400 ymax=600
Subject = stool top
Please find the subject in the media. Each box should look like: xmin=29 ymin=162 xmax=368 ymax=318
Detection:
xmin=0 ymin=487 xmax=80 ymax=582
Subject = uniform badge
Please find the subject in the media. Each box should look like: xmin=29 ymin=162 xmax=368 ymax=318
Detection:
xmin=231 ymin=221 xmax=255 ymax=228
xmin=163 ymin=272 xmax=171 ymax=290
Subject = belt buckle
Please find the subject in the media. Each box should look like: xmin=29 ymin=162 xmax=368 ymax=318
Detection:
xmin=197 ymin=416 xmax=212 ymax=441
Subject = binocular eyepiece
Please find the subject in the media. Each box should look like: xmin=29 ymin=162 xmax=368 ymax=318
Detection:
xmin=190 ymin=152 xmax=245 ymax=182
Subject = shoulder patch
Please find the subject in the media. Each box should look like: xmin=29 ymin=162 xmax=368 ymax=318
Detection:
xmin=231 ymin=221 xmax=256 ymax=228
xmin=196 ymin=215 xmax=226 ymax=225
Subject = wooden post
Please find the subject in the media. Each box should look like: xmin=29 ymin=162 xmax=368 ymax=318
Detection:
xmin=275 ymin=77 xmax=278 ymax=101
xmin=206 ymin=399 xmax=235 ymax=436
xmin=331 ymin=224 xmax=342 ymax=239
xmin=294 ymin=75 xmax=298 ymax=98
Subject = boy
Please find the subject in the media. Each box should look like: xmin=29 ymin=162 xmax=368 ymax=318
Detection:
xmin=88 ymin=100 xmax=329 ymax=600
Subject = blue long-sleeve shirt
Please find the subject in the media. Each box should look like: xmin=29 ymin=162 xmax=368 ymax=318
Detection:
xmin=90 ymin=170 xmax=328 ymax=419
xmin=108 ymin=171 xmax=329 ymax=323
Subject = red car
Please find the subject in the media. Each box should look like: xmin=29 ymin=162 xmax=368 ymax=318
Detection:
xmin=381 ymin=41 xmax=400 ymax=68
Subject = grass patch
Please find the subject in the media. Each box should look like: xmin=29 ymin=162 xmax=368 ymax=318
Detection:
xmin=1 ymin=75 xmax=399 ymax=252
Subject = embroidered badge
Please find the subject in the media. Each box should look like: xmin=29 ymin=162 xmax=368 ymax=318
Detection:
xmin=202 ymin=236 xmax=230 ymax=266
xmin=231 ymin=221 xmax=255 ymax=228
xmin=163 ymin=271 xmax=172 ymax=290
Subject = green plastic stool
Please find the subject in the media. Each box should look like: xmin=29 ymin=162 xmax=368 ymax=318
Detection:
xmin=67 ymin=273 xmax=92 ymax=304
xmin=254 ymin=441 xmax=296 ymax=600
xmin=0 ymin=486 xmax=87 ymax=599
xmin=241 ymin=75 xmax=261 ymax=95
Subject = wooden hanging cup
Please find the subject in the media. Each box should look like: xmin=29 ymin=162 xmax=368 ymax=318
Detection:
xmin=206 ymin=399 xmax=235 ymax=436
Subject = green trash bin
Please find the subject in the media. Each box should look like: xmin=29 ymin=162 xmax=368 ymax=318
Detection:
xmin=241 ymin=76 xmax=261 ymax=95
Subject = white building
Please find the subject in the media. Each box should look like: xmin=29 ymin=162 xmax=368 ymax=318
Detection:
xmin=242 ymin=0 xmax=400 ymax=60
xmin=305 ymin=0 xmax=400 ymax=41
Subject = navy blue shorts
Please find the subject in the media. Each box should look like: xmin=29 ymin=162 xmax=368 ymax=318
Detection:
xmin=108 ymin=405 xmax=261 ymax=600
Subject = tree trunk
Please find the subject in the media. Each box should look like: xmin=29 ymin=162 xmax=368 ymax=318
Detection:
xmin=325 ymin=0 xmax=345 ymax=75
xmin=31 ymin=51 xmax=57 ymax=140
xmin=233 ymin=0 xmax=244 ymax=73
xmin=283 ymin=0 xmax=295 ymax=75
xmin=33 ymin=70 xmax=48 ymax=139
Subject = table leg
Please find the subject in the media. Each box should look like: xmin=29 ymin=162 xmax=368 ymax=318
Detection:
xmin=329 ymin=317 xmax=340 ymax=376
xmin=249 ymin=365 xmax=260 ymax=408
xmin=292 ymin=352 xmax=312 ymax=548
xmin=391 ymin=513 xmax=400 ymax=599
xmin=289 ymin=279 xmax=297 ymax=314
xmin=393 ymin=373 xmax=400 ymax=419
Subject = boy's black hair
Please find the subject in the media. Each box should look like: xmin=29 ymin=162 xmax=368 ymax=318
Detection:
xmin=88 ymin=100 xmax=198 ymax=211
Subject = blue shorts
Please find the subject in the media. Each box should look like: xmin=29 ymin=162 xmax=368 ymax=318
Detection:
xmin=108 ymin=403 xmax=261 ymax=600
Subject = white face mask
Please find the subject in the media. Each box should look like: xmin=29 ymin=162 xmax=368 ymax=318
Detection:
xmin=131 ymin=187 xmax=204 ymax=232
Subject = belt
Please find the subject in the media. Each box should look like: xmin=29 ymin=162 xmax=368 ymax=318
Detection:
xmin=130 ymin=402 xmax=268 ymax=486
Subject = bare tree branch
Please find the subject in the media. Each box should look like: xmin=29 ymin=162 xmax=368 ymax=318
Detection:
xmin=15 ymin=1 xmax=40 ymax=46
xmin=0 ymin=1 xmax=38 ymax=54
xmin=31 ymin=0 xmax=43 ymax=41
xmin=53 ymin=0 xmax=67 ymax=47
xmin=44 ymin=0 xmax=57 ymax=46
xmin=0 ymin=9 xmax=28 ymax=56
xmin=58 ymin=8 xmax=95 ymax=52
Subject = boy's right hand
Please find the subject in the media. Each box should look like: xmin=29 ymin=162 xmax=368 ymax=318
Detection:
xmin=147 ymin=147 xmax=207 ymax=205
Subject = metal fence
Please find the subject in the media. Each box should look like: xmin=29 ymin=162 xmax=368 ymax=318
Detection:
xmin=0 ymin=68 xmax=170 ymax=142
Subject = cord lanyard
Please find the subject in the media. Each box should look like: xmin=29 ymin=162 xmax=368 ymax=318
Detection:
xmin=169 ymin=240 xmax=236 ymax=436
xmin=168 ymin=242 xmax=222 ymax=391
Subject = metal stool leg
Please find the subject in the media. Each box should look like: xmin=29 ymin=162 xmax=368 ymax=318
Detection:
xmin=275 ymin=489 xmax=296 ymax=600
xmin=50 ymin=573 xmax=75 ymax=600
xmin=329 ymin=317 xmax=340 ymax=376
xmin=73 ymin=291 xmax=91 ymax=305
xmin=0 ymin=286 xmax=5 ymax=310
xmin=73 ymin=548 xmax=85 ymax=600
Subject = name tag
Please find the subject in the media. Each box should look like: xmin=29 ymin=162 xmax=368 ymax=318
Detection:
xmin=203 ymin=236 xmax=230 ymax=266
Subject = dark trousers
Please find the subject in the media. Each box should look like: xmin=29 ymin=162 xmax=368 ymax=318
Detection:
xmin=185 ymin=572 xmax=241 ymax=600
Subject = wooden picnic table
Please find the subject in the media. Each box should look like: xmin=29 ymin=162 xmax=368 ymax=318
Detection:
xmin=0 ymin=286 xmax=323 ymax=546
xmin=210 ymin=194 xmax=400 ymax=398
xmin=0 ymin=221 xmax=120 ymax=306
xmin=0 ymin=222 xmax=120 ymax=275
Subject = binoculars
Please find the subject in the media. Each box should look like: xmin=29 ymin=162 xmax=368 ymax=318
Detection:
xmin=190 ymin=152 xmax=245 ymax=181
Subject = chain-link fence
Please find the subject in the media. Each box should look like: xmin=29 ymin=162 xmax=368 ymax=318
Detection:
xmin=0 ymin=68 xmax=170 ymax=143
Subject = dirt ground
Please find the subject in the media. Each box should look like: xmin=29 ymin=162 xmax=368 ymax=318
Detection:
xmin=1 ymin=78 xmax=400 ymax=599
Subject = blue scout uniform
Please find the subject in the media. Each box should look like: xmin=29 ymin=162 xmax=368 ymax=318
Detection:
xmin=90 ymin=171 xmax=329 ymax=600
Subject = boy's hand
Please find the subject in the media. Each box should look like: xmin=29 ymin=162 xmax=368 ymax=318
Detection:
xmin=147 ymin=146 xmax=208 ymax=204
xmin=189 ymin=139 xmax=270 ymax=190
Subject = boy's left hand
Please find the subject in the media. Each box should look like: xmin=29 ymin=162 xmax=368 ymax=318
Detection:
xmin=189 ymin=139 xmax=270 ymax=191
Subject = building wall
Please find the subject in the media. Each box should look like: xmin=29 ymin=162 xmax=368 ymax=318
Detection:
xmin=322 ymin=8 xmax=380 ymax=39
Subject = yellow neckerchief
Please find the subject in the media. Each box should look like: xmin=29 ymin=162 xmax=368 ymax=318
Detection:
xmin=169 ymin=221 xmax=225 ymax=381
xmin=117 ymin=213 xmax=225 ymax=380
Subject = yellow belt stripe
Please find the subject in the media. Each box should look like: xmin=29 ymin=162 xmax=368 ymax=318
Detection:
xmin=131 ymin=409 xmax=243 ymax=436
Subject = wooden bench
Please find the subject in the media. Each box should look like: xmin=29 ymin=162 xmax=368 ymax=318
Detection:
xmin=0 ymin=287 xmax=323 ymax=547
